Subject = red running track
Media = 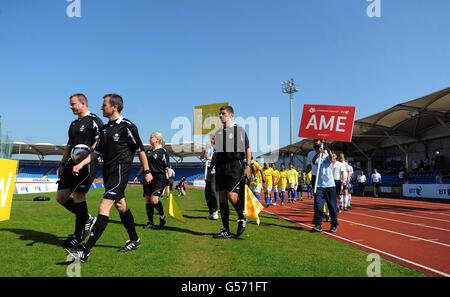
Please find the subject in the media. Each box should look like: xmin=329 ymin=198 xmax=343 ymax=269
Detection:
xmin=261 ymin=195 xmax=450 ymax=277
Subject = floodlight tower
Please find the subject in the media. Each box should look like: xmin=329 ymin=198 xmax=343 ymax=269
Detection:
xmin=281 ymin=78 xmax=299 ymax=146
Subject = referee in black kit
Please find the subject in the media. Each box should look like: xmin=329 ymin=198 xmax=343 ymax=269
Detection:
xmin=207 ymin=105 xmax=251 ymax=239
xmin=56 ymin=93 xmax=103 ymax=248
xmin=134 ymin=132 xmax=171 ymax=229
xmin=66 ymin=94 xmax=152 ymax=262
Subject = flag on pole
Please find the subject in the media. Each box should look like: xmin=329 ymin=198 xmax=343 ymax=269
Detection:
xmin=164 ymin=193 xmax=186 ymax=223
xmin=244 ymin=185 xmax=264 ymax=226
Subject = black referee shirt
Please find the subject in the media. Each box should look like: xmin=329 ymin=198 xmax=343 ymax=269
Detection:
xmin=94 ymin=116 xmax=145 ymax=167
xmin=67 ymin=112 xmax=103 ymax=149
xmin=214 ymin=123 xmax=249 ymax=164
xmin=145 ymin=146 xmax=170 ymax=177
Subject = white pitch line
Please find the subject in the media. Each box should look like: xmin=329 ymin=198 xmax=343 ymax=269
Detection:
xmin=263 ymin=209 xmax=450 ymax=277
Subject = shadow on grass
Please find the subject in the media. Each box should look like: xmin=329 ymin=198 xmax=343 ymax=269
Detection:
xmin=108 ymin=219 xmax=217 ymax=237
xmin=0 ymin=228 xmax=63 ymax=246
xmin=247 ymin=218 xmax=310 ymax=232
xmin=0 ymin=228 xmax=122 ymax=250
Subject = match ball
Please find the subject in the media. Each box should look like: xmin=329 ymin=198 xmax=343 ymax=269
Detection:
xmin=70 ymin=144 xmax=90 ymax=163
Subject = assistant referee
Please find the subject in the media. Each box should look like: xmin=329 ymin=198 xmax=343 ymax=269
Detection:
xmin=66 ymin=94 xmax=152 ymax=262
xmin=207 ymin=105 xmax=251 ymax=239
xmin=134 ymin=132 xmax=171 ymax=229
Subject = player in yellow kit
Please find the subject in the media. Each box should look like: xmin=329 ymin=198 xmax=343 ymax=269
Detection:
xmin=262 ymin=162 xmax=274 ymax=207
xmin=287 ymin=163 xmax=298 ymax=203
xmin=249 ymin=160 xmax=264 ymax=202
xmin=278 ymin=163 xmax=288 ymax=206
xmin=271 ymin=163 xmax=280 ymax=206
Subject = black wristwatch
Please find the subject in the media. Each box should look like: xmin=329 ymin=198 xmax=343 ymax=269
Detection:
xmin=144 ymin=170 xmax=151 ymax=175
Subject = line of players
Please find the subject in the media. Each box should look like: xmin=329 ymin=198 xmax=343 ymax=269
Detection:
xmin=248 ymin=153 xmax=355 ymax=214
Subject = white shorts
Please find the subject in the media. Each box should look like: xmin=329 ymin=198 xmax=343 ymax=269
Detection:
xmin=251 ymin=184 xmax=262 ymax=194
xmin=278 ymin=187 xmax=286 ymax=192
xmin=273 ymin=187 xmax=278 ymax=193
xmin=289 ymin=184 xmax=296 ymax=189
xmin=264 ymin=186 xmax=273 ymax=192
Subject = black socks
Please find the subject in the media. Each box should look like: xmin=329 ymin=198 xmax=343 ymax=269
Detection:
xmin=146 ymin=201 xmax=165 ymax=223
xmin=145 ymin=203 xmax=154 ymax=223
xmin=120 ymin=209 xmax=139 ymax=242
xmin=62 ymin=197 xmax=76 ymax=214
xmin=85 ymin=214 xmax=109 ymax=253
xmin=74 ymin=201 xmax=88 ymax=240
xmin=219 ymin=202 xmax=230 ymax=231
xmin=232 ymin=198 xmax=245 ymax=220
xmin=154 ymin=201 xmax=164 ymax=216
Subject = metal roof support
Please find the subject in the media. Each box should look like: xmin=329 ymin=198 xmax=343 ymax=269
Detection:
xmin=383 ymin=131 xmax=409 ymax=169
xmin=436 ymin=117 xmax=450 ymax=133
xmin=352 ymin=141 xmax=372 ymax=173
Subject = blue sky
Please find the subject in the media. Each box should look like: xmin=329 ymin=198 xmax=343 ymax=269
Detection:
xmin=1 ymin=0 xmax=449 ymax=159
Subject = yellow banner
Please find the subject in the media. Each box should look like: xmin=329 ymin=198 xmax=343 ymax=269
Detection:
xmin=193 ymin=102 xmax=229 ymax=135
xmin=0 ymin=159 xmax=18 ymax=222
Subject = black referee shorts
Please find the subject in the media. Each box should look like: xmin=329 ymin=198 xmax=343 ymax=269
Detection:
xmin=335 ymin=180 xmax=342 ymax=196
xmin=215 ymin=160 xmax=244 ymax=193
xmin=143 ymin=176 xmax=168 ymax=197
xmin=103 ymin=163 xmax=131 ymax=202
xmin=57 ymin=160 xmax=97 ymax=194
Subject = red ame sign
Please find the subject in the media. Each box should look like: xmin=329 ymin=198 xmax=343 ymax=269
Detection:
xmin=298 ymin=104 xmax=356 ymax=142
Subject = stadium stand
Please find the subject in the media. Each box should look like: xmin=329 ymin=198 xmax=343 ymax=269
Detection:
xmin=16 ymin=161 xmax=205 ymax=184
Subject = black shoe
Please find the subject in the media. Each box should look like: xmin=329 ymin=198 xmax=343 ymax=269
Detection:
xmin=159 ymin=216 xmax=167 ymax=228
xmin=82 ymin=215 xmax=97 ymax=240
xmin=65 ymin=244 xmax=89 ymax=263
xmin=213 ymin=228 xmax=232 ymax=239
xmin=143 ymin=222 xmax=155 ymax=229
xmin=117 ymin=238 xmax=141 ymax=252
xmin=330 ymin=226 xmax=338 ymax=233
xmin=60 ymin=234 xmax=81 ymax=248
xmin=236 ymin=217 xmax=247 ymax=237
xmin=312 ymin=225 xmax=322 ymax=232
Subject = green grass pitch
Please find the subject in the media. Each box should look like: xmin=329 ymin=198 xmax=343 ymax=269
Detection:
xmin=0 ymin=187 xmax=424 ymax=277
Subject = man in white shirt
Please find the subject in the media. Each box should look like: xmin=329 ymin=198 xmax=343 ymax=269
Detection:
xmin=338 ymin=154 xmax=350 ymax=211
xmin=345 ymin=160 xmax=354 ymax=209
xmin=332 ymin=153 xmax=343 ymax=213
xmin=357 ymin=171 xmax=367 ymax=196
xmin=308 ymin=139 xmax=329 ymax=220
xmin=371 ymin=169 xmax=382 ymax=197
xmin=201 ymin=135 xmax=219 ymax=220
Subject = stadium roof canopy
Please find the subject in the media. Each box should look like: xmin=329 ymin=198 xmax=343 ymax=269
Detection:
xmin=263 ymin=87 xmax=450 ymax=160
xmin=11 ymin=142 xmax=206 ymax=160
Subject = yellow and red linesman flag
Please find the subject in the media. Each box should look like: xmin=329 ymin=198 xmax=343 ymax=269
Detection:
xmin=244 ymin=185 xmax=264 ymax=226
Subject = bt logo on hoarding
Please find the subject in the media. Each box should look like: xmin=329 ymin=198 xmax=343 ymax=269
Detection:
xmin=438 ymin=187 xmax=450 ymax=197
xmin=409 ymin=186 xmax=422 ymax=196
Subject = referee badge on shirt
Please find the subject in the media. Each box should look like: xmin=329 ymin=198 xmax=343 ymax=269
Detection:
xmin=80 ymin=125 xmax=85 ymax=132
xmin=113 ymin=133 xmax=119 ymax=141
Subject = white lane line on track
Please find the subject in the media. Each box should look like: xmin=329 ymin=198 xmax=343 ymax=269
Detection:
xmin=350 ymin=197 xmax=450 ymax=212
xmin=342 ymin=210 xmax=450 ymax=232
xmin=350 ymin=205 xmax=450 ymax=223
xmin=272 ymin=205 xmax=450 ymax=248
xmin=263 ymin=209 xmax=450 ymax=277
xmin=295 ymin=199 xmax=450 ymax=223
